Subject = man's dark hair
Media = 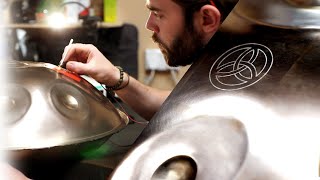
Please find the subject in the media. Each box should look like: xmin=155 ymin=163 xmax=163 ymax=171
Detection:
xmin=172 ymin=0 xmax=239 ymax=28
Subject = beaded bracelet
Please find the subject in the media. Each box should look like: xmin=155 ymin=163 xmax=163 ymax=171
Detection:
xmin=119 ymin=73 xmax=130 ymax=90
xmin=105 ymin=66 xmax=124 ymax=91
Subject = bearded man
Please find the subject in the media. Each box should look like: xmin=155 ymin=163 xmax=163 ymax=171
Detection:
xmin=63 ymin=0 xmax=234 ymax=120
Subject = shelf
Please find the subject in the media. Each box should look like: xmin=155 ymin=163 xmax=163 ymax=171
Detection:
xmin=1 ymin=21 xmax=122 ymax=29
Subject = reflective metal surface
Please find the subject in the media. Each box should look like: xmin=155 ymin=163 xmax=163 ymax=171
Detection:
xmin=111 ymin=117 xmax=248 ymax=180
xmin=132 ymin=0 xmax=320 ymax=179
xmin=3 ymin=61 xmax=128 ymax=160
xmin=234 ymin=0 xmax=320 ymax=29
xmin=152 ymin=156 xmax=197 ymax=180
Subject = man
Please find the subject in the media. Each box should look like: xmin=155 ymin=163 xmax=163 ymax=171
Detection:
xmin=4 ymin=0 xmax=238 ymax=179
xmin=63 ymin=0 xmax=229 ymax=120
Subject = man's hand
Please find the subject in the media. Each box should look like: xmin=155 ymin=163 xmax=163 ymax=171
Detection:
xmin=63 ymin=43 xmax=120 ymax=86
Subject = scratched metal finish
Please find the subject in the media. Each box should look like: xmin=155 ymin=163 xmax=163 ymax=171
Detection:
xmin=4 ymin=61 xmax=128 ymax=160
xmin=112 ymin=117 xmax=248 ymax=180
xmin=133 ymin=0 xmax=320 ymax=179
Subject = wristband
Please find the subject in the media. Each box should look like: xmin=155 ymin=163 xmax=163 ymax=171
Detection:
xmin=105 ymin=66 xmax=124 ymax=91
xmin=116 ymin=73 xmax=130 ymax=90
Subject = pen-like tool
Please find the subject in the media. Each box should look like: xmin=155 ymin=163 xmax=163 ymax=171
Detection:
xmin=58 ymin=39 xmax=74 ymax=67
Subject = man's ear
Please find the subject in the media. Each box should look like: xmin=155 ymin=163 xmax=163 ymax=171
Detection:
xmin=195 ymin=5 xmax=221 ymax=34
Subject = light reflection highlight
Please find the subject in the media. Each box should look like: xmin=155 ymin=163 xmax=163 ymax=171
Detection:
xmin=47 ymin=12 xmax=68 ymax=28
xmin=8 ymin=90 xmax=67 ymax=149
xmin=183 ymin=95 xmax=320 ymax=179
xmin=112 ymin=142 xmax=195 ymax=180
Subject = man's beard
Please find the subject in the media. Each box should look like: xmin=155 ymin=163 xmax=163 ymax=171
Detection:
xmin=152 ymin=26 xmax=204 ymax=67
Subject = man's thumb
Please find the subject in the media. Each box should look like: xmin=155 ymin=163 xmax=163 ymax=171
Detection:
xmin=66 ymin=61 xmax=88 ymax=75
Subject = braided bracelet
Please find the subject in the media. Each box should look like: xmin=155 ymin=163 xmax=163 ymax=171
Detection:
xmin=105 ymin=66 xmax=124 ymax=91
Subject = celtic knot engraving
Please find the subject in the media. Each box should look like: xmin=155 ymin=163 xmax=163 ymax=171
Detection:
xmin=209 ymin=43 xmax=273 ymax=90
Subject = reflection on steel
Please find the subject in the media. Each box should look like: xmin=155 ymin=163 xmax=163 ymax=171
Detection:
xmin=3 ymin=84 xmax=31 ymax=125
xmin=3 ymin=61 xmax=128 ymax=160
xmin=111 ymin=117 xmax=248 ymax=180
xmin=285 ymin=0 xmax=320 ymax=6
xmin=234 ymin=0 xmax=320 ymax=29
xmin=134 ymin=0 xmax=320 ymax=179
xmin=152 ymin=156 xmax=197 ymax=180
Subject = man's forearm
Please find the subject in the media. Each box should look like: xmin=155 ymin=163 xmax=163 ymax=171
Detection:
xmin=115 ymin=74 xmax=171 ymax=120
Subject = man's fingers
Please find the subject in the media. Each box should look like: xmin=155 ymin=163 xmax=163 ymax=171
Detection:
xmin=66 ymin=61 xmax=90 ymax=75
xmin=63 ymin=43 xmax=93 ymax=64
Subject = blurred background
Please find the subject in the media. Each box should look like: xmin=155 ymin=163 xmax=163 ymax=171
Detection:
xmin=2 ymin=0 xmax=189 ymax=90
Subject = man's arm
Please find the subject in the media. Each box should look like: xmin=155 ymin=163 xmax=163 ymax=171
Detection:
xmin=63 ymin=44 xmax=170 ymax=120
xmin=116 ymin=75 xmax=171 ymax=120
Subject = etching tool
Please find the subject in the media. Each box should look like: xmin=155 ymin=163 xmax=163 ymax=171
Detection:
xmin=58 ymin=39 xmax=73 ymax=67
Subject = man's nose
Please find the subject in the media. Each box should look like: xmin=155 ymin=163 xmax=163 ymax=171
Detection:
xmin=145 ymin=14 xmax=159 ymax=33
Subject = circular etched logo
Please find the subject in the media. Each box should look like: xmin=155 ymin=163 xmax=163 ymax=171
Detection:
xmin=209 ymin=43 xmax=273 ymax=90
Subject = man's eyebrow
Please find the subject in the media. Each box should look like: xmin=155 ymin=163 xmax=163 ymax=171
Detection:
xmin=146 ymin=4 xmax=162 ymax=12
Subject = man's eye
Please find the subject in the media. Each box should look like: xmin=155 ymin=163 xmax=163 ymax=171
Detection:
xmin=153 ymin=12 xmax=163 ymax=19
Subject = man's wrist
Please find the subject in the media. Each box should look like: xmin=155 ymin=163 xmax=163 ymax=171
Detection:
xmin=105 ymin=66 xmax=124 ymax=91
xmin=116 ymin=73 xmax=130 ymax=91
xmin=105 ymin=66 xmax=130 ymax=91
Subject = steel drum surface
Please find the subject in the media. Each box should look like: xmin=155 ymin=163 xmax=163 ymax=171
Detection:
xmin=3 ymin=61 xmax=128 ymax=161
xmin=111 ymin=117 xmax=248 ymax=180
xmin=128 ymin=0 xmax=320 ymax=179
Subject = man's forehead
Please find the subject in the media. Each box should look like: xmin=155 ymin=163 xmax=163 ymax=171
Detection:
xmin=146 ymin=0 xmax=154 ymax=6
xmin=146 ymin=0 xmax=160 ymax=8
xmin=146 ymin=0 xmax=183 ymax=13
xmin=146 ymin=0 xmax=172 ymax=10
xmin=146 ymin=0 xmax=160 ymax=11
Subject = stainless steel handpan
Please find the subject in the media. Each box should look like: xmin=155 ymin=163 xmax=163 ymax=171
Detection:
xmin=111 ymin=116 xmax=248 ymax=180
xmin=3 ymin=61 xmax=128 ymax=161
xmin=136 ymin=0 xmax=320 ymax=179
